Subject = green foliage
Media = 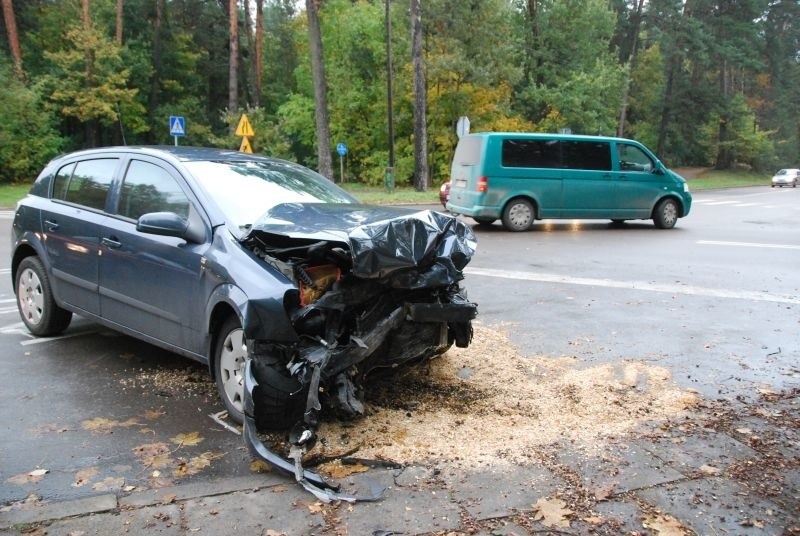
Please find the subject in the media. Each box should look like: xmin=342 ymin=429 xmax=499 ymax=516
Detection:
xmin=0 ymin=56 xmax=63 ymax=183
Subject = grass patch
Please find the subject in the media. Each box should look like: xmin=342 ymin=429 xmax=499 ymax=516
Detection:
xmin=340 ymin=183 xmax=442 ymax=205
xmin=0 ymin=183 xmax=33 ymax=207
xmin=0 ymin=170 xmax=768 ymax=209
xmin=686 ymin=169 xmax=769 ymax=190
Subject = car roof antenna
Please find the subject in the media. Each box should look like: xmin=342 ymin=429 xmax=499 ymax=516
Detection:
xmin=116 ymin=101 xmax=127 ymax=146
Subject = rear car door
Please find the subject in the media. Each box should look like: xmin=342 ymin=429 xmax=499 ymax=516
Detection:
xmin=42 ymin=157 xmax=119 ymax=315
xmin=98 ymin=156 xmax=210 ymax=354
xmin=559 ymin=140 xmax=614 ymax=218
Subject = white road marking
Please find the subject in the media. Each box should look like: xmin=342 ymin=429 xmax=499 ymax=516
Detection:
xmin=698 ymin=240 xmax=800 ymax=250
xmin=465 ymin=267 xmax=800 ymax=305
xmin=703 ymin=201 xmax=740 ymax=205
xmin=0 ymin=306 xmax=19 ymax=315
xmin=732 ymin=203 xmax=760 ymax=207
xmin=19 ymin=330 xmax=97 ymax=346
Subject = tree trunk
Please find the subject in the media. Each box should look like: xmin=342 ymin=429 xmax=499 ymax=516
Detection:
xmin=306 ymin=0 xmax=333 ymax=179
xmin=617 ymin=0 xmax=644 ymax=137
xmin=115 ymin=0 xmax=123 ymax=45
xmin=410 ymin=0 xmax=428 ymax=191
xmin=229 ymin=0 xmax=239 ymax=113
xmin=243 ymin=0 xmax=253 ymax=106
xmin=148 ymin=0 xmax=164 ymax=143
xmin=1 ymin=0 xmax=23 ymax=79
xmin=254 ymin=0 xmax=263 ymax=107
xmin=82 ymin=0 xmax=99 ymax=146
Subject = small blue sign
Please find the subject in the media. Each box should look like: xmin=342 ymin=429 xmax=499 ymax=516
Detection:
xmin=169 ymin=116 xmax=186 ymax=137
xmin=336 ymin=142 xmax=347 ymax=156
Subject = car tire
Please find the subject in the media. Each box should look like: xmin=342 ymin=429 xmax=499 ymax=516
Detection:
xmin=248 ymin=360 xmax=306 ymax=431
xmin=473 ymin=217 xmax=496 ymax=226
xmin=214 ymin=317 xmax=248 ymax=424
xmin=653 ymin=198 xmax=679 ymax=229
xmin=611 ymin=219 xmax=626 ymax=225
xmin=501 ymin=199 xmax=534 ymax=232
xmin=15 ymin=256 xmax=72 ymax=336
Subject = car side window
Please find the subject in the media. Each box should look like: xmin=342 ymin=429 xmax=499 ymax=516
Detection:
xmin=502 ymin=139 xmax=561 ymax=168
xmin=618 ymin=144 xmax=654 ymax=173
xmin=53 ymin=159 xmax=118 ymax=211
xmin=118 ymin=160 xmax=190 ymax=221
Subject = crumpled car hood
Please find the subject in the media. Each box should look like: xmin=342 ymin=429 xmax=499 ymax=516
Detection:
xmin=245 ymin=202 xmax=477 ymax=286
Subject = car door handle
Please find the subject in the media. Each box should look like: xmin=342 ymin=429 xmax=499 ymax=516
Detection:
xmin=102 ymin=237 xmax=122 ymax=249
xmin=44 ymin=219 xmax=59 ymax=232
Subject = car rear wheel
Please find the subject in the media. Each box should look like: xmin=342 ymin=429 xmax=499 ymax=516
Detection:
xmin=214 ymin=317 xmax=247 ymax=424
xmin=653 ymin=198 xmax=679 ymax=229
xmin=16 ymin=256 xmax=72 ymax=336
xmin=502 ymin=199 xmax=534 ymax=232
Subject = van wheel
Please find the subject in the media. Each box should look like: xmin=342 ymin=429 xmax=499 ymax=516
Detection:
xmin=653 ymin=198 xmax=679 ymax=229
xmin=502 ymin=199 xmax=534 ymax=232
xmin=473 ymin=217 xmax=496 ymax=226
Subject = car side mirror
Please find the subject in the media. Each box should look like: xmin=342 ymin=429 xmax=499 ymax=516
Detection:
xmin=653 ymin=165 xmax=665 ymax=176
xmin=137 ymin=211 xmax=204 ymax=244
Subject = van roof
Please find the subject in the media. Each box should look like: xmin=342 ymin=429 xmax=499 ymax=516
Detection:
xmin=466 ymin=132 xmax=637 ymax=144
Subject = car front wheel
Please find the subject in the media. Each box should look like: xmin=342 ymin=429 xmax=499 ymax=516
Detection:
xmin=653 ymin=198 xmax=679 ymax=229
xmin=214 ymin=317 xmax=247 ymax=424
xmin=16 ymin=256 xmax=72 ymax=336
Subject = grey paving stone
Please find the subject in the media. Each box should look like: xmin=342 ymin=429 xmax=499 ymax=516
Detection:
xmin=556 ymin=443 xmax=685 ymax=495
xmin=393 ymin=465 xmax=435 ymax=487
xmin=637 ymin=477 xmax=789 ymax=535
xmin=182 ymin=486 xmax=326 ymax=535
xmin=339 ymin=486 xmax=461 ymax=534
xmin=636 ymin=430 xmax=759 ymax=475
xmin=440 ymin=464 xmax=561 ymax=521
xmin=590 ymin=498 xmax=647 ymax=534
xmin=0 ymin=493 xmax=117 ymax=529
xmin=45 ymin=504 xmax=183 ymax=536
xmin=120 ymin=473 xmax=279 ymax=508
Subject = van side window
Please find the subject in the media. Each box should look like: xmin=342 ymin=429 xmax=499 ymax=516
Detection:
xmin=618 ymin=144 xmax=654 ymax=173
xmin=561 ymin=141 xmax=611 ymax=171
xmin=502 ymin=139 xmax=560 ymax=168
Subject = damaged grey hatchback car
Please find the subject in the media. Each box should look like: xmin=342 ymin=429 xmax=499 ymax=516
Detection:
xmin=11 ymin=147 xmax=477 ymax=496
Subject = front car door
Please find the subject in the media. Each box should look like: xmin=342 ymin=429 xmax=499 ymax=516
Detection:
xmin=42 ymin=158 xmax=119 ymax=316
xmin=98 ymin=156 xmax=210 ymax=355
xmin=613 ymin=142 xmax=662 ymax=218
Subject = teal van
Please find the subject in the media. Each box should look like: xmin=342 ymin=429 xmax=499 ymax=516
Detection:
xmin=446 ymin=133 xmax=692 ymax=231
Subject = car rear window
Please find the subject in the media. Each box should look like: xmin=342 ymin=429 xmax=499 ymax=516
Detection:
xmin=453 ymin=136 xmax=484 ymax=166
xmin=53 ymin=159 xmax=118 ymax=211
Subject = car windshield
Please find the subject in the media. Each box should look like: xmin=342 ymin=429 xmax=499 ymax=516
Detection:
xmin=184 ymin=159 xmax=358 ymax=228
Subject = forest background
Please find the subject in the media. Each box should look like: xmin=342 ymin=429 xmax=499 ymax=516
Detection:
xmin=1 ymin=0 xmax=798 ymax=189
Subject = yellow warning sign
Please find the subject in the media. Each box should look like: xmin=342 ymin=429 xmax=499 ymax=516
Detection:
xmin=235 ymin=114 xmax=255 ymax=137
xmin=239 ymin=136 xmax=253 ymax=154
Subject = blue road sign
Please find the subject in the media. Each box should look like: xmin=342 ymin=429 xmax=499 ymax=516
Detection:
xmin=337 ymin=142 xmax=347 ymax=156
xmin=169 ymin=116 xmax=186 ymax=137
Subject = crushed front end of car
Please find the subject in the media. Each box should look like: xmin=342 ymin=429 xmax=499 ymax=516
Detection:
xmin=238 ymin=203 xmax=477 ymax=501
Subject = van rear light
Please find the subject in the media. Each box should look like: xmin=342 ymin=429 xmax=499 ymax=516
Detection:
xmin=477 ymin=176 xmax=488 ymax=193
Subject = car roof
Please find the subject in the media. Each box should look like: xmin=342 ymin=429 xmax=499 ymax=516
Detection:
xmin=50 ymin=146 xmax=273 ymax=165
xmin=466 ymin=132 xmax=638 ymax=144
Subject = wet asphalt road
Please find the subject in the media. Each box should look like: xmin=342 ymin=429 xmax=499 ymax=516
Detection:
xmin=1 ymin=186 xmax=798 ymax=507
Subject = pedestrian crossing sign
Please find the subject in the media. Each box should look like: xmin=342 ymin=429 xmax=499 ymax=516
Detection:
xmin=169 ymin=116 xmax=186 ymax=136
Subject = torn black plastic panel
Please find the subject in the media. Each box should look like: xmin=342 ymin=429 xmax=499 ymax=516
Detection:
xmin=241 ymin=207 xmax=477 ymax=500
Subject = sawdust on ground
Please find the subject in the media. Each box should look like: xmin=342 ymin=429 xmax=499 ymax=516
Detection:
xmin=308 ymin=322 xmax=698 ymax=469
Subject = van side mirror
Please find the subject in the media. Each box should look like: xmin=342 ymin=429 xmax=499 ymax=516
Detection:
xmin=653 ymin=165 xmax=665 ymax=176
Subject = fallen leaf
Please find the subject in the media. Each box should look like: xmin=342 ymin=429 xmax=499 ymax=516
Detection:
xmin=698 ymin=464 xmax=721 ymax=476
xmin=271 ymin=485 xmax=287 ymax=493
xmin=263 ymin=530 xmax=287 ymax=536
xmin=82 ymin=417 xmax=139 ymax=434
xmin=735 ymin=427 xmax=752 ymax=435
xmin=72 ymin=467 xmax=99 ymax=487
xmin=318 ymin=460 xmax=370 ymax=479
xmin=592 ymin=483 xmax=616 ymax=501
xmin=171 ymin=432 xmax=204 ymax=447
xmin=643 ymin=514 xmax=689 ymax=535
xmin=161 ymin=494 xmax=177 ymax=504
xmin=250 ymin=460 xmax=271 ymax=473
xmin=6 ymin=469 xmax=49 ymax=485
xmin=308 ymin=502 xmax=325 ymax=514
xmin=532 ymin=497 xmax=572 ymax=528
xmin=144 ymin=409 xmax=165 ymax=420
xmin=583 ymin=516 xmax=605 ymax=525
